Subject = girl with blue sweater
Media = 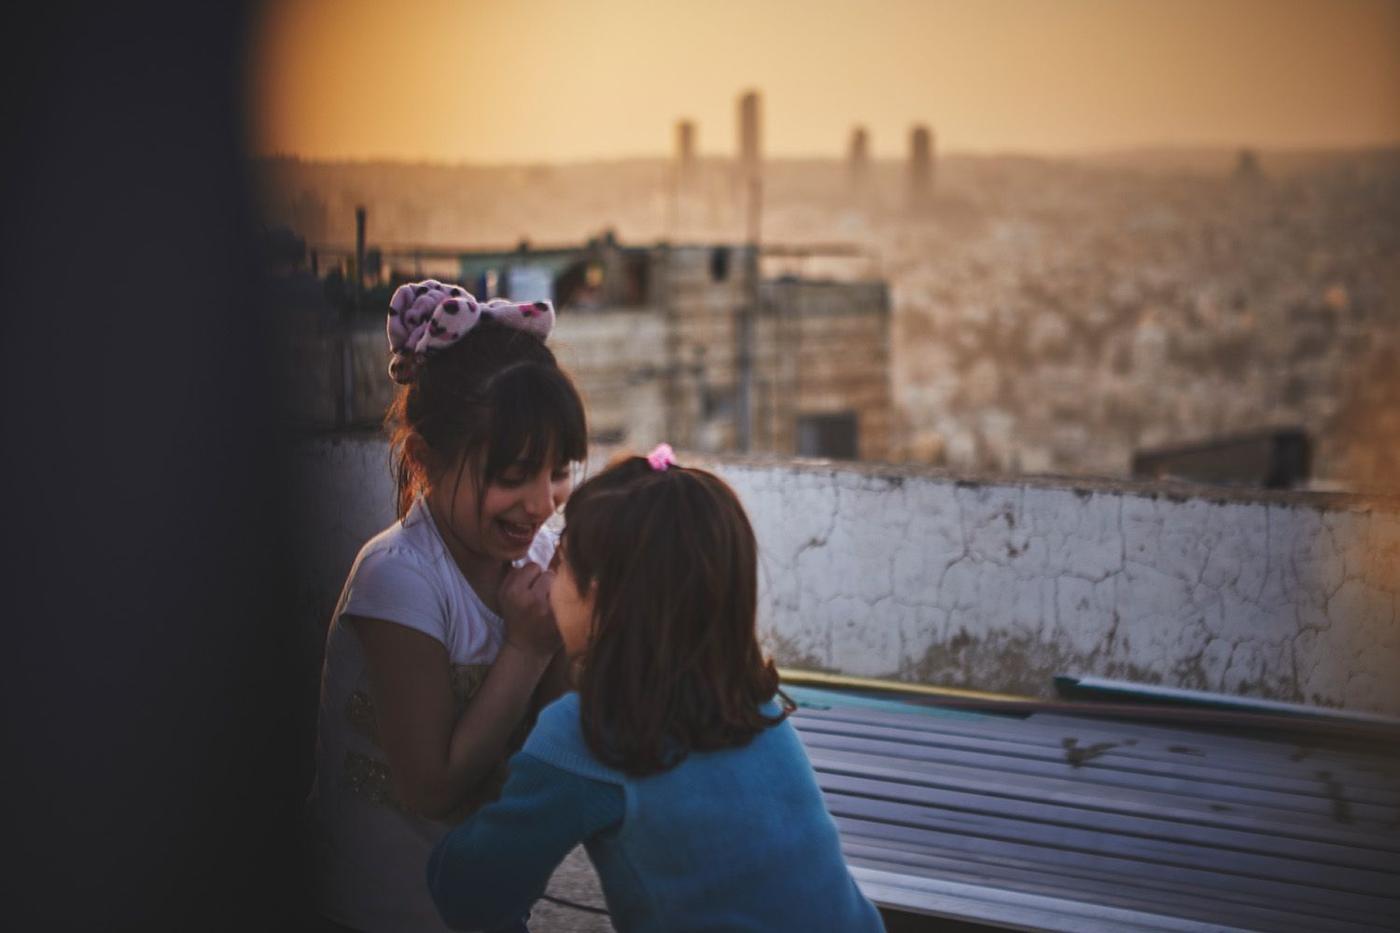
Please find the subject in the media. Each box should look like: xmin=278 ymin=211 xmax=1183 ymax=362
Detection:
xmin=427 ymin=446 xmax=884 ymax=932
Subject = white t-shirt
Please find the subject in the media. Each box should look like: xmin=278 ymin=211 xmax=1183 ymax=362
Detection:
xmin=308 ymin=495 xmax=557 ymax=933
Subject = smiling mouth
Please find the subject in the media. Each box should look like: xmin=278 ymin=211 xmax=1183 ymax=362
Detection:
xmin=496 ymin=518 xmax=539 ymax=545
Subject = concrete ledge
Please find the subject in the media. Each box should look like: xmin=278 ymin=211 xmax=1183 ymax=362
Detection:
xmin=694 ymin=451 xmax=1400 ymax=513
xmin=701 ymin=456 xmax=1399 ymax=716
xmin=292 ymin=435 xmax=1400 ymax=717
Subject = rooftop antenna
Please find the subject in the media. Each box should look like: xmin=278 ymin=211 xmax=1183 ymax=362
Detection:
xmin=735 ymin=90 xmax=762 ymax=453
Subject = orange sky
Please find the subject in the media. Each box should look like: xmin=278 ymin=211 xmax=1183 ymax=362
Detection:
xmin=248 ymin=0 xmax=1400 ymax=163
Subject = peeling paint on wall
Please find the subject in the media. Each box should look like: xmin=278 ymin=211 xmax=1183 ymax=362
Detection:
xmin=711 ymin=460 xmax=1400 ymax=716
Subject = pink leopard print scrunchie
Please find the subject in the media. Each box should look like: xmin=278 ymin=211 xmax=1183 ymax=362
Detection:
xmin=386 ymin=279 xmax=555 ymax=384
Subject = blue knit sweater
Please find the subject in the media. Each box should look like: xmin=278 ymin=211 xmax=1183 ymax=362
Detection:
xmin=427 ymin=692 xmax=883 ymax=932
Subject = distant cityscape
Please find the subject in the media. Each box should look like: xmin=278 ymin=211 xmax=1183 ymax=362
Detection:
xmin=254 ymin=129 xmax=1400 ymax=494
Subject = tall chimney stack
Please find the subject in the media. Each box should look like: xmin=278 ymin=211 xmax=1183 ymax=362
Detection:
xmin=849 ymin=125 xmax=870 ymax=191
xmin=737 ymin=90 xmax=762 ymax=244
xmin=909 ymin=124 xmax=934 ymax=206
xmin=676 ymin=120 xmax=696 ymax=177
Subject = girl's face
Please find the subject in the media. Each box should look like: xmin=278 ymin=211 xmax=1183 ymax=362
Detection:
xmin=548 ymin=549 xmax=594 ymax=659
xmin=430 ymin=454 xmax=573 ymax=563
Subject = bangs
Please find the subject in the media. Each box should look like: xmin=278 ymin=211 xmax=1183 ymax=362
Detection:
xmin=479 ymin=362 xmax=588 ymax=486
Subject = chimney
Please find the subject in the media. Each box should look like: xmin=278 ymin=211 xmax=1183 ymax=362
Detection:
xmin=909 ymin=124 xmax=934 ymax=205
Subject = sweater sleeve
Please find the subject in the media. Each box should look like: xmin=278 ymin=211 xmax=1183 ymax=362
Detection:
xmin=426 ymin=750 xmax=625 ymax=931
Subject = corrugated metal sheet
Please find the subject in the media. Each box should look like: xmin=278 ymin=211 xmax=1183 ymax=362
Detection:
xmin=789 ymin=690 xmax=1400 ymax=932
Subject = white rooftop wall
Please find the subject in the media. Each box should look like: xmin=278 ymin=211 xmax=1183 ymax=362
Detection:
xmin=294 ymin=436 xmax=1400 ymax=715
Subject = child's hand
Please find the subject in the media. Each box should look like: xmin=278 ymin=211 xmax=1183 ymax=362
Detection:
xmin=499 ymin=562 xmax=561 ymax=658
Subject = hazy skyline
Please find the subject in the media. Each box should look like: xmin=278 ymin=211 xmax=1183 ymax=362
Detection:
xmin=249 ymin=0 xmax=1400 ymax=163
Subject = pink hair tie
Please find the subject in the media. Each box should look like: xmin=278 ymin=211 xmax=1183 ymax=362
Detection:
xmin=646 ymin=443 xmax=677 ymax=471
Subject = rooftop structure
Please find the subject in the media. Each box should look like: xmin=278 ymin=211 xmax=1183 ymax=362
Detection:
xmin=288 ymin=233 xmax=893 ymax=462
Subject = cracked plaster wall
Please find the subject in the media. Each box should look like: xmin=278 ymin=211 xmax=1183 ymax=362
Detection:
xmin=716 ymin=460 xmax=1400 ymax=716
xmin=294 ymin=435 xmax=1400 ymax=716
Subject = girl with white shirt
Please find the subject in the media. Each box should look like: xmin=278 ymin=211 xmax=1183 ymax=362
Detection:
xmin=307 ymin=281 xmax=586 ymax=932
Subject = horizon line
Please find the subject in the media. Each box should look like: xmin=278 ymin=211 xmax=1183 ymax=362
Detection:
xmin=249 ymin=141 xmax=1400 ymax=169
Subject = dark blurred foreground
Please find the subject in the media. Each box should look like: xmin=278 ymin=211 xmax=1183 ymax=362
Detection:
xmin=2 ymin=3 xmax=315 ymax=929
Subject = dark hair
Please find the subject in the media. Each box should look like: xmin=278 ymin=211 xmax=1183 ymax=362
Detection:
xmin=387 ymin=318 xmax=587 ymax=519
xmin=560 ymin=457 xmax=792 ymax=776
